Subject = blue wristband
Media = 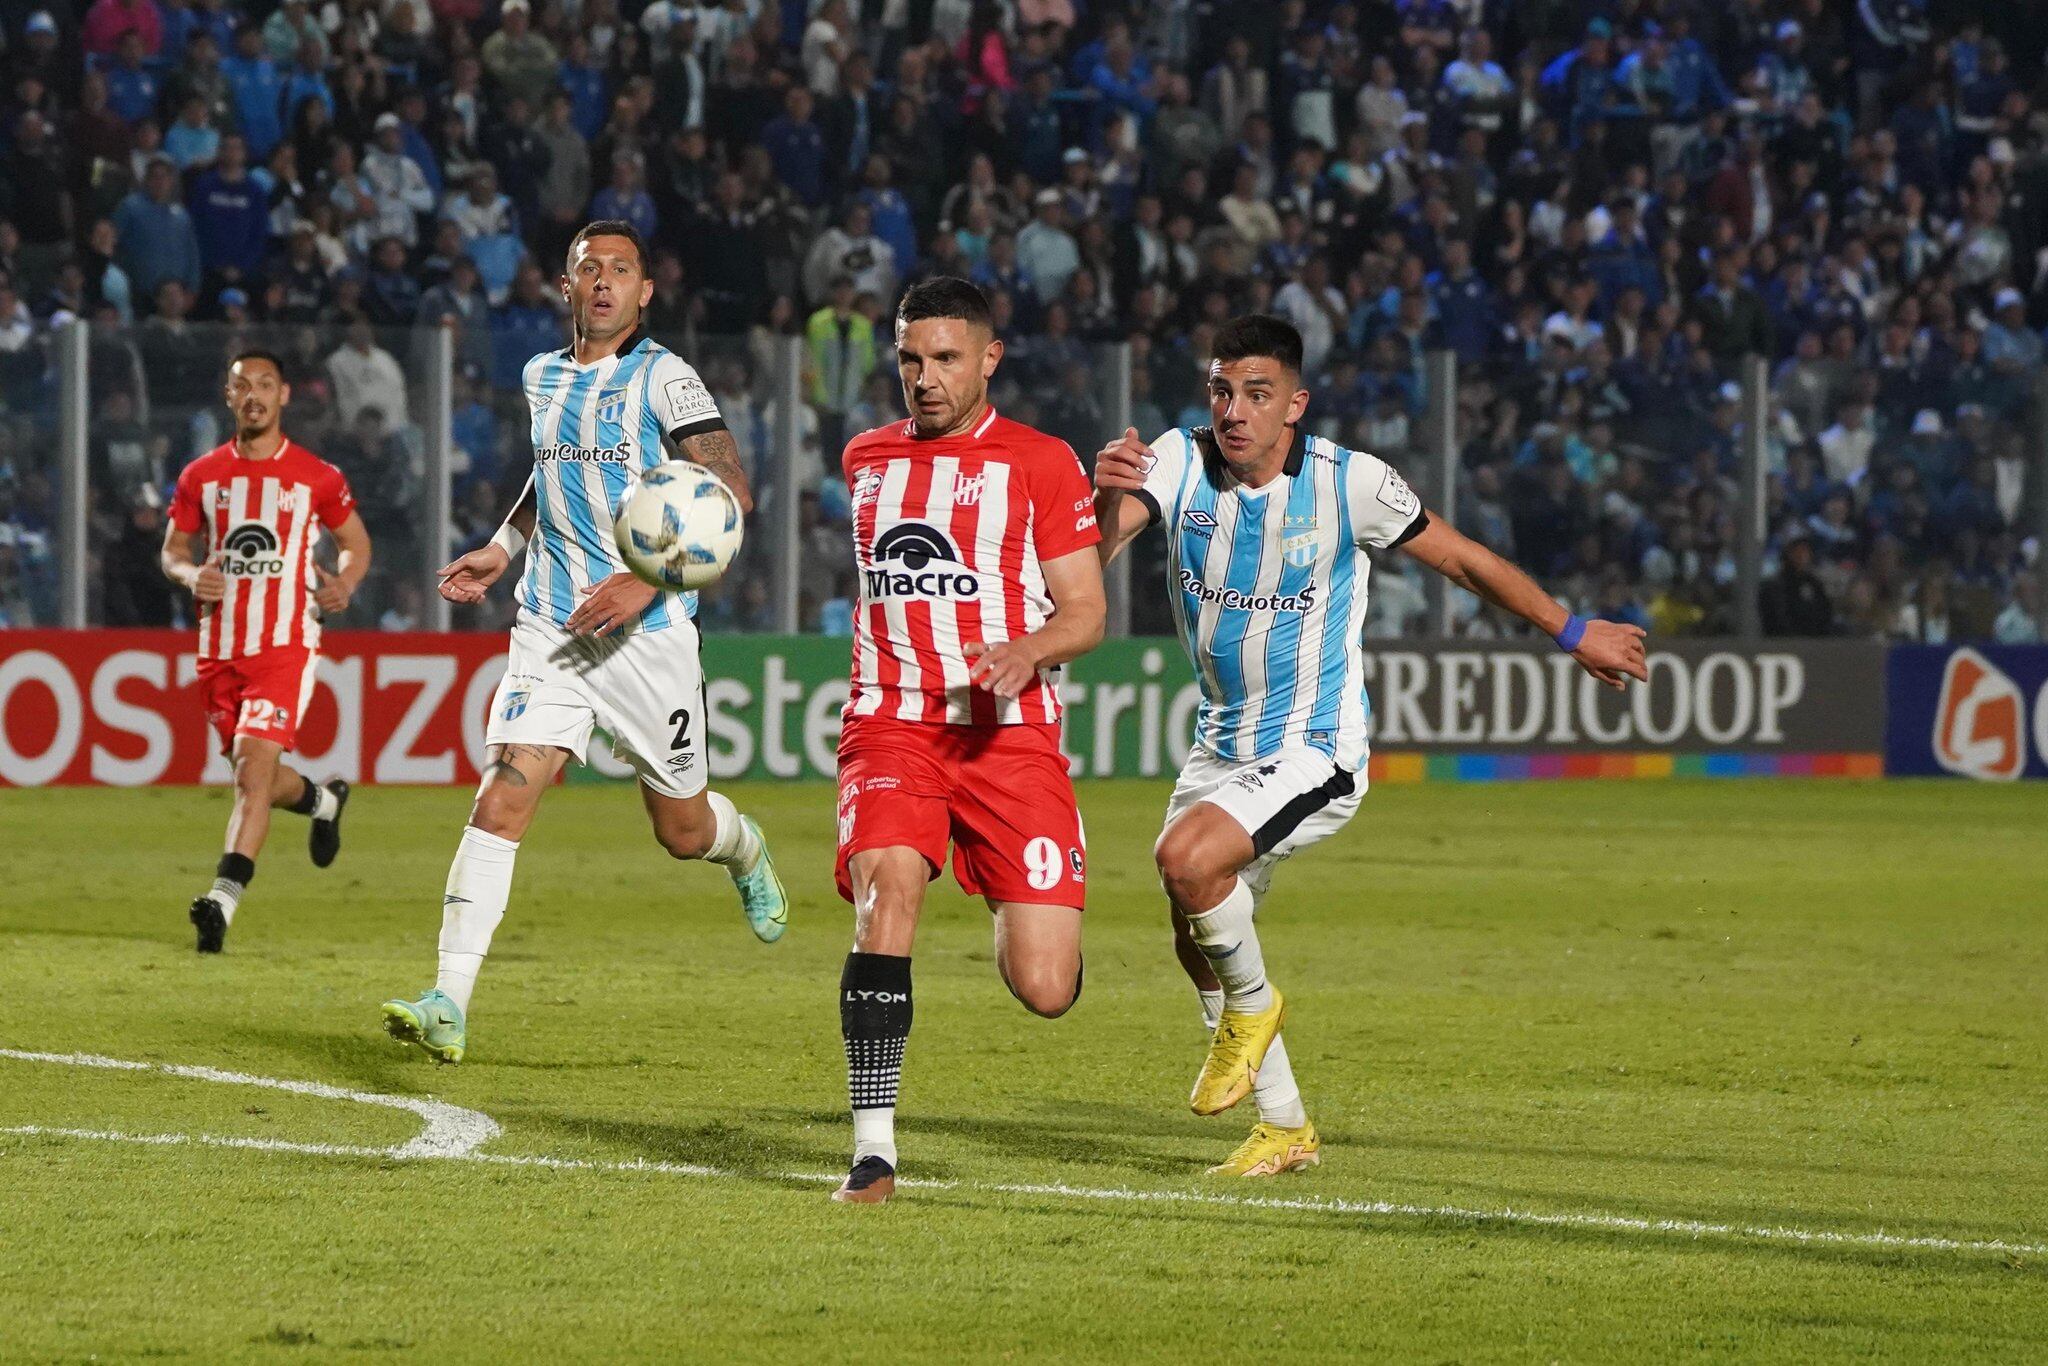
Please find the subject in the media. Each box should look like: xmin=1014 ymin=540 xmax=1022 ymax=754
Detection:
xmin=1554 ymin=613 xmax=1588 ymax=652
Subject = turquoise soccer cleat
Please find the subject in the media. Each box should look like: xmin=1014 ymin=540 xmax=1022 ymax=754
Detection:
xmin=380 ymin=988 xmax=467 ymax=1064
xmin=730 ymin=816 xmax=788 ymax=943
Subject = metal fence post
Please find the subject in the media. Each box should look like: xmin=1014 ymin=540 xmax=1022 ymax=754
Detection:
xmin=772 ymin=333 xmax=803 ymax=633
xmin=2036 ymin=370 xmax=2048 ymax=640
xmin=1737 ymin=353 xmax=1768 ymax=639
xmin=1102 ymin=341 xmax=1134 ymax=638
xmin=421 ymin=325 xmax=454 ymax=631
xmin=1423 ymin=350 xmax=1457 ymax=637
xmin=56 ymin=318 xmax=89 ymax=628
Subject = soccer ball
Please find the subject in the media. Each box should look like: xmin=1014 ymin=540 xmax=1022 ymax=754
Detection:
xmin=612 ymin=460 xmax=745 ymax=591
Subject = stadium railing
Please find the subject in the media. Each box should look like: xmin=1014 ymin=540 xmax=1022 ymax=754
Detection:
xmin=20 ymin=325 xmax=2048 ymax=643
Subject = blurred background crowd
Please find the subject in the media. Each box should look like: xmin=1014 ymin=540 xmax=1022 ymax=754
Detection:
xmin=0 ymin=0 xmax=2042 ymax=643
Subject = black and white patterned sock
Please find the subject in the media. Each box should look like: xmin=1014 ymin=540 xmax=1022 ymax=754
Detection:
xmin=841 ymin=952 xmax=912 ymax=1169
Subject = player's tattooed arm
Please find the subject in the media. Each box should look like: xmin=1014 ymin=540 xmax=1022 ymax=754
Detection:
xmin=677 ymin=427 xmax=754 ymax=514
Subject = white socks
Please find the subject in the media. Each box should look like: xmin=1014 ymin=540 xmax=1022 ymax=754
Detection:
xmin=209 ymin=877 xmax=244 ymax=925
xmin=1189 ymin=886 xmax=1307 ymax=1129
xmin=435 ymin=826 xmax=517 ymax=1014
xmin=1183 ymin=878 xmax=1272 ymax=1013
xmin=702 ymin=791 xmax=762 ymax=872
xmin=309 ymin=783 xmax=340 ymax=821
xmin=853 ymin=1109 xmax=897 ymax=1169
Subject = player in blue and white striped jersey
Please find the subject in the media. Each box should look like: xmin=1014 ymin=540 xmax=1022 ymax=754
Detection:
xmin=1093 ymin=314 xmax=1648 ymax=1178
xmin=378 ymin=221 xmax=788 ymax=1065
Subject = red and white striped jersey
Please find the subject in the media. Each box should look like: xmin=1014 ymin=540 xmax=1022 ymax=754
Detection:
xmin=843 ymin=407 xmax=1101 ymax=726
xmin=168 ymin=440 xmax=357 ymax=660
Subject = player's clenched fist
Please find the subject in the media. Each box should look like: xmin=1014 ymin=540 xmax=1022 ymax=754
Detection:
xmin=190 ymin=561 xmax=226 ymax=603
xmin=438 ymin=543 xmax=510 ymax=603
xmin=1093 ymin=426 xmax=1151 ymax=492
xmin=964 ymin=638 xmax=1043 ymax=699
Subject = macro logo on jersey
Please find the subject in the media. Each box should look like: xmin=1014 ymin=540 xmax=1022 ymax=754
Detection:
xmin=221 ymin=522 xmax=286 ymax=576
xmin=865 ymin=521 xmax=981 ymax=600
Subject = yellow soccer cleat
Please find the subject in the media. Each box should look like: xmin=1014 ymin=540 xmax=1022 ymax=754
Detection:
xmin=1189 ymin=990 xmax=1286 ymax=1115
xmin=1207 ymin=1120 xmax=1322 ymax=1177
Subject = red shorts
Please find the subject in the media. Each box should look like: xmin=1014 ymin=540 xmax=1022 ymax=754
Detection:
xmin=835 ymin=715 xmax=1086 ymax=907
xmin=196 ymin=647 xmax=318 ymax=755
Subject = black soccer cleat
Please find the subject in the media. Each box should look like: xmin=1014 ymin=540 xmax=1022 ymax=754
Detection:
xmin=309 ymin=779 xmax=349 ymax=869
xmin=189 ymin=896 xmax=227 ymax=954
xmin=831 ymin=1155 xmax=897 ymax=1205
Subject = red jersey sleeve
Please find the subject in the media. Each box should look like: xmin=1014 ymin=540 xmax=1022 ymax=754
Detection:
xmin=168 ymin=461 xmax=205 ymax=533
xmin=1024 ymin=437 xmax=1101 ymax=561
xmin=314 ymin=461 xmax=357 ymax=529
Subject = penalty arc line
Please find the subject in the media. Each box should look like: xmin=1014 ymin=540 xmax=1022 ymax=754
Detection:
xmin=3 ymin=1120 xmax=2043 ymax=1262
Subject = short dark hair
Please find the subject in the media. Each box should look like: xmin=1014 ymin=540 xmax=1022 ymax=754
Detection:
xmin=227 ymin=348 xmax=287 ymax=381
xmin=1212 ymin=314 xmax=1303 ymax=375
xmin=566 ymin=219 xmax=648 ymax=274
xmin=897 ymin=276 xmax=993 ymax=331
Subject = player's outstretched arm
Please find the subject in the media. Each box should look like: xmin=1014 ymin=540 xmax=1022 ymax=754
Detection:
xmin=678 ymin=428 xmax=754 ymax=514
xmin=965 ymin=549 xmax=1107 ymax=699
xmin=1399 ymin=515 xmax=1649 ymax=690
xmin=1090 ymin=426 xmax=1156 ymax=566
xmin=439 ymin=475 xmax=537 ymax=604
xmin=160 ymin=525 xmax=224 ymax=603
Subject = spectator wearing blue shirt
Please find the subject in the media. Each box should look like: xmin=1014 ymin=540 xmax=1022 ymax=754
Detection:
xmin=1540 ymin=19 xmax=1618 ymax=141
xmin=222 ymin=26 xmax=284 ymax=158
xmin=186 ymin=133 xmax=267 ymax=282
xmin=491 ymin=263 xmax=566 ymax=390
xmin=363 ymin=235 xmax=422 ymax=325
xmin=103 ymin=32 xmax=162 ymax=124
xmin=1089 ymin=34 xmax=1158 ymax=127
xmin=113 ymin=160 xmax=202 ymax=301
xmin=855 ymin=155 xmax=917 ymax=275
xmin=279 ymin=38 xmax=333 ymax=124
xmin=162 ymin=93 xmax=220 ymax=170
xmin=394 ymin=88 xmax=442 ymax=198
xmin=559 ymin=33 xmax=609 ymax=141
xmin=1425 ymin=237 xmax=1494 ymax=364
xmin=759 ymin=86 xmax=827 ymax=209
xmin=1982 ymin=289 xmax=2042 ymax=373
xmin=1011 ymin=65 xmax=1066 ymax=187
xmin=589 ymin=152 xmax=657 ymax=242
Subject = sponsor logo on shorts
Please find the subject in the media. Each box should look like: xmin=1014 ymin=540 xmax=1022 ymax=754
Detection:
xmin=666 ymin=752 xmax=696 ymax=774
xmin=861 ymin=776 xmax=901 ymax=792
xmin=221 ymin=522 xmax=286 ymax=577
xmin=1230 ymin=760 xmax=1283 ymax=793
xmin=864 ymin=522 xmax=980 ymax=601
xmin=837 ymin=784 xmax=857 ymax=845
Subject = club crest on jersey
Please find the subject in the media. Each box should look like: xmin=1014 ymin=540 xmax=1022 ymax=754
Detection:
xmin=865 ymin=521 xmax=980 ymax=600
xmin=1281 ymin=516 xmax=1319 ymax=568
xmin=595 ymin=388 xmax=629 ymax=426
xmin=953 ymin=474 xmax=986 ymax=506
xmin=851 ymin=467 xmax=885 ymax=509
xmin=220 ymin=522 xmax=285 ymax=576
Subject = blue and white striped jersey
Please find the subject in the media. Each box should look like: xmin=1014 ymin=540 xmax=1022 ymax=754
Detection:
xmin=516 ymin=331 xmax=725 ymax=632
xmin=1136 ymin=427 xmax=1427 ymax=770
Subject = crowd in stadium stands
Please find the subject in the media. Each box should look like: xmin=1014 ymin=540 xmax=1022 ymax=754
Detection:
xmin=0 ymin=0 xmax=2041 ymax=641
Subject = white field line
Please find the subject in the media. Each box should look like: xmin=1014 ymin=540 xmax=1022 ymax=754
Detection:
xmin=3 ymin=1051 xmax=2042 ymax=1260
xmin=0 ymin=1047 xmax=499 ymax=1157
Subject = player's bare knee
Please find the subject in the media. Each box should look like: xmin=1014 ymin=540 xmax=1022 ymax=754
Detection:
xmin=1004 ymin=962 xmax=1080 ymax=1018
xmin=655 ymin=819 xmax=715 ymax=861
xmin=230 ymin=751 xmax=274 ymax=803
xmin=1156 ymin=843 xmax=1230 ymax=913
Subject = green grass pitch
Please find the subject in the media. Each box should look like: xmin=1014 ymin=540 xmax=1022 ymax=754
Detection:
xmin=1 ymin=777 xmax=2044 ymax=1362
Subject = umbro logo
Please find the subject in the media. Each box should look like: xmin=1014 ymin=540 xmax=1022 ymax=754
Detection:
xmin=1184 ymin=509 xmax=1217 ymax=539
xmin=443 ymin=894 xmax=471 ymax=906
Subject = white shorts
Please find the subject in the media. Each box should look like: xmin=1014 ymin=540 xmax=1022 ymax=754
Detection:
xmin=485 ymin=613 xmax=707 ymax=799
xmin=1165 ymin=745 xmax=1366 ymax=896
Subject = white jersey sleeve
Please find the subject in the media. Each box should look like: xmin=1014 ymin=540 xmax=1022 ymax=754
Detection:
xmin=648 ymin=350 xmax=725 ymax=441
xmin=1136 ymin=427 xmax=1197 ymax=527
xmin=1344 ymin=449 xmax=1427 ymax=549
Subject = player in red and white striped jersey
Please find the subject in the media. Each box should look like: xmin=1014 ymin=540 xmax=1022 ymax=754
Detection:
xmin=830 ymin=278 xmax=1107 ymax=1204
xmin=162 ymin=349 xmax=372 ymax=954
